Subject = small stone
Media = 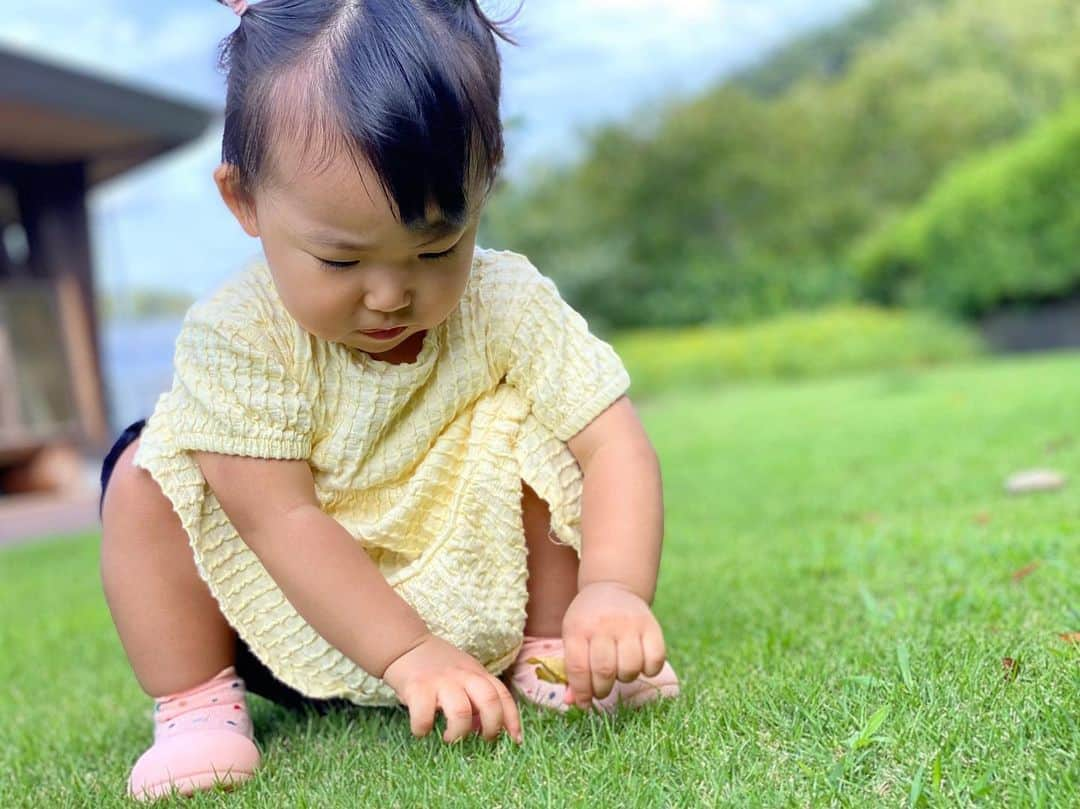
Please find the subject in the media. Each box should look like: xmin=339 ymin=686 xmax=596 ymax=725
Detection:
xmin=1005 ymin=469 xmax=1065 ymax=494
xmin=1002 ymin=466 xmax=1062 ymax=492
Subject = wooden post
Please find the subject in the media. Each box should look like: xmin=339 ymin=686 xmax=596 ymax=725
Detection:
xmin=0 ymin=230 xmax=10 ymax=278
xmin=15 ymin=162 xmax=110 ymax=449
xmin=0 ymin=323 xmax=18 ymax=437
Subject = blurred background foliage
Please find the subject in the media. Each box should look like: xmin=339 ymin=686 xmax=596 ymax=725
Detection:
xmin=481 ymin=0 xmax=1080 ymax=348
xmin=856 ymin=103 xmax=1080 ymax=315
xmin=613 ymin=305 xmax=981 ymax=397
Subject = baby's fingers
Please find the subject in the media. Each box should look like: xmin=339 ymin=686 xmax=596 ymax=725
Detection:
xmin=463 ymin=677 xmax=515 ymax=743
xmin=642 ymin=624 xmax=667 ymax=677
xmin=486 ymin=676 xmax=523 ymax=743
xmin=438 ymin=685 xmax=475 ymax=744
xmin=563 ymin=633 xmax=594 ymax=709
xmin=616 ymin=636 xmax=644 ymax=683
xmin=589 ymin=634 xmax=618 ymax=700
xmin=405 ymin=687 xmax=438 ymax=738
xmin=497 ymin=679 xmax=524 ymax=744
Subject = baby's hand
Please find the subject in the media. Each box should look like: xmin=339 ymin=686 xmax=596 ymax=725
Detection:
xmin=382 ymin=632 xmax=523 ymax=744
xmin=561 ymin=581 xmax=667 ymax=710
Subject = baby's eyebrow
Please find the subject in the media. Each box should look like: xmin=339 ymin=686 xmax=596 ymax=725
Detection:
xmin=305 ymin=220 xmax=461 ymax=252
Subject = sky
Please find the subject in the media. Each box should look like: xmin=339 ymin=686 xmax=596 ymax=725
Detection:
xmin=1 ymin=0 xmax=869 ymax=301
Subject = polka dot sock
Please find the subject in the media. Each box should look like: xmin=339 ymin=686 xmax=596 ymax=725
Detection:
xmin=127 ymin=665 xmax=261 ymax=802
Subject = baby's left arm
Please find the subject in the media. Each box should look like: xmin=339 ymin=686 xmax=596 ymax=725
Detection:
xmin=568 ymin=394 xmax=663 ymax=601
xmin=484 ymin=255 xmax=668 ymax=706
xmin=562 ymin=394 xmax=668 ymax=709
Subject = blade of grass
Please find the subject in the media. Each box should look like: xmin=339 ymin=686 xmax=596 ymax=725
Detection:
xmin=897 ymin=642 xmax=915 ymax=692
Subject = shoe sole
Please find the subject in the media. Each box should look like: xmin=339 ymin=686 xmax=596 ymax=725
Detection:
xmin=618 ymin=683 xmax=681 ymax=709
xmin=129 ymin=769 xmax=255 ymax=801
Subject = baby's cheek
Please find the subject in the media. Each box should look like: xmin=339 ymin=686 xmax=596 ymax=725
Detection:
xmin=430 ymin=264 xmax=471 ymax=319
xmin=281 ymin=284 xmax=349 ymax=340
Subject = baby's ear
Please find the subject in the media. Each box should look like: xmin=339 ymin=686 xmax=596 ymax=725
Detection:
xmin=213 ymin=163 xmax=260 ymax=238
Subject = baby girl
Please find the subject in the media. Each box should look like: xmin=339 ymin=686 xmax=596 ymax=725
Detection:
xmin=99 ymin=0 xmax=679 ymax=800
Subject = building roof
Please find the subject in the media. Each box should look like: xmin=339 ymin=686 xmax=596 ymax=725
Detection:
xmin=0 ymin=46 xmax=218 ymax=187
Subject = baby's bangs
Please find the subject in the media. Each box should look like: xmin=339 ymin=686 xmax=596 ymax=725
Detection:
xmin=252 ymin=0 xmax=503 ymax=229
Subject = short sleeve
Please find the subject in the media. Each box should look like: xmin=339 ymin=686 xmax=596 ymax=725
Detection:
xmin=161 ymin=305 xmax=314 ymax=460
xmin=484 ymin=252 xmax=630 ymax=441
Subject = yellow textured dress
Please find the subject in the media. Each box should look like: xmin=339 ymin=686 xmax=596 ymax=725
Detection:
xmin=133 ymin=247 xmax=630 ymax=706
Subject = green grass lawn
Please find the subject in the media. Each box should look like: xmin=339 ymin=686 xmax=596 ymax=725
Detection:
xmin=2 ymin=352 xmax=1079 ymax=807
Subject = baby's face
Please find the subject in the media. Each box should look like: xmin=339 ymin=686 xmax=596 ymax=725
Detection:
xmin=224 ymin=139 xmax=477 ymax=358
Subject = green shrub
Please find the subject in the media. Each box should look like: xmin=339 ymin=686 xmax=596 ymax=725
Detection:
xmin=484 ymin=0 xmax=1080 ymax=329
xmin=614 ymin=305 xmax=982 ymax=398
xmin=855 ymin=103 xmax=1080 ymax=315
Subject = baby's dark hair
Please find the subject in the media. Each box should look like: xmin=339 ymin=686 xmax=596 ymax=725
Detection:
xmin=216 ymin=0 xmax=514 ymax=229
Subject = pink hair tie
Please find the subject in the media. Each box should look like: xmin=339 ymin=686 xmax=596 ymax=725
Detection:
xmin=219 ymin=0 xmax=249 ymax=16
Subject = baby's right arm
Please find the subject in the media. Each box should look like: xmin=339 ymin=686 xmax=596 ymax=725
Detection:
xmin=194 ymin=451 xmax=522 ymax=745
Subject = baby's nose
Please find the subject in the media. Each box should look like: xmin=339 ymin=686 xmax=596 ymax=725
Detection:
xmin=363 ymin=286 xmax=411 ymax=313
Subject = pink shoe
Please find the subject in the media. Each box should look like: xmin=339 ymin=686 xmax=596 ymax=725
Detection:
xmin=505 ymin=636 xmax=680 ymax=715
xmin=127 ymin=666 xmax=261 ymax=802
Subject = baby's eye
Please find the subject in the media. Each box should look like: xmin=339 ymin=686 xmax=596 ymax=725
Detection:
xmin=316 ymin=257 xmax=359 ymax=270
xmin=419 ymin=241 xmax=461 ymax=261
xmin=315 ymin=239 xmax=460 ymax=269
